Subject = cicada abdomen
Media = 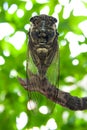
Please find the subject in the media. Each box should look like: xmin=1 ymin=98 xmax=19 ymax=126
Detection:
xmin=26 ymin=15 xmax=60 ymax=117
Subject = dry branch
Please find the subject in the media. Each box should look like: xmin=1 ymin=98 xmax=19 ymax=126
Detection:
xmin=18 ymin=74 xmax=87 ymax=111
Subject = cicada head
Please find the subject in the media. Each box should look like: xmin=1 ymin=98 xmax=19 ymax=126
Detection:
xmin=29 ymin=14 xmax=58 ymax=47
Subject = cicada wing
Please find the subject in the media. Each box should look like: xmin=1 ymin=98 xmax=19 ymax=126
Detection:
xmin=43 ymin=44 xmax=60 ymax=112
xmin=26 ymin=45 xmax=38 ymax=112
xmin=46 ymin=44 xmax=60 ymax=88
xmin=26 ymin=45 xmax=55 ymax=115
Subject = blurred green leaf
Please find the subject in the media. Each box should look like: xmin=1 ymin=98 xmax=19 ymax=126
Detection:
xmin=0 ymin=0 xmax=87 ymax=130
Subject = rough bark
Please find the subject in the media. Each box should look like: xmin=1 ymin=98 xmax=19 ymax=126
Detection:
xmin=18 ymin=74 xmax=87 ymax=111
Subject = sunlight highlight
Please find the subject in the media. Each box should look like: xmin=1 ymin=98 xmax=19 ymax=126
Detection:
xmin=46 ymin=118 xmax=57 ymax=130
xmin=40 ymin=125 xmax=47 ymax=130
xmin=8 ymin=31 xmax=26 ymax=50
xmin=79 ymin=20 xmax=87 ymax=37
xmin=3 ymin=50 xmax=10 ymax=57
xmin=9 ymin=69 xmax=17 ymax=78
xmin=25 ymin=0 xmax=33 ymax=10
xmin=60 ymin=40 xmax=67 ymax=46
xmin=23 ymin=60 xmax=26 ymax=70
xmin=32 ymin=12 xmax=38 ymax=17
xmin=0 ymin=104 xmax=5 ymax=113
xmin=3 ymin=2 xmax=8 ymax=10
xmin=75 ymin=111 xmax=87 ymax=121
xmin=0 ymin=23 xmax=14 ymax=40
xmin=62 ymin=111 xmax=69 ymax=123
xmin=27 ymin=100 xmax=37 ymax=110
xmin=39 ymin=106 xmax=49 ymax=114
xmin=77 ymin=75 xmax=87 ymax=91
xmin=40 ymin=6 xmax=49 ymax=15
xmin=24 ymin=24 xmax=30 ymax=31
xmin=54 ymin=4 xmax=62 ymax=14
xmin=59 ymin=0 xmax=69 ymax=6
xmin=0 ymin=56 xmax=5 ymax=65
xmin=61 ymin=84 xmax=77 ymax=92
xmin=59 ymin=0 xmax=87 ymax=19
xmin=65 ymin=32 xmax=86 ymax=57
xmin=36 ymin=0 xmax=48 ymax=4
xmin=8 ymin=4 xmax=18 ymax=14
xmin=16 ymin=112 xmax=28 ymax=129
xmin=37 ymin=119 xmax=57 ymax=130
xmin=73 ymin=0 xmax=87 ymax=16
xmin=65 ymin=76 xmax=76 ymax=83
xmin=31 ymin=127 xmax=39 ymax=130
xmin=72 ymin=59 xmax=79 ymax=66
xmin=16 ymin=9 xmax=24 ymax=18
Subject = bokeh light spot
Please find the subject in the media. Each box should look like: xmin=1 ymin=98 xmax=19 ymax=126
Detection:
xmin=72 ymin=59 xmax=79 ymax=66
xmin=0 ymin=56 xmax=5 ymax=65
xmin=27 ymin=100 xmax=37 ymax=110
xmin=40 ymin=6 xmax=49 ymax=15
xmin=39 ymin=106 xmax=49 ymax=114
xmin=8 ymin=4 xmax=18 ymax=14
xmin=16 ymin=112 xmax=28 ymax=129
xmin=25 ymin=0 xmax=33 ymax=10
xmin=16 ymin=9 xmax=24 ymax=18
xmin=3 ymin=2 xmax=8 ymax=11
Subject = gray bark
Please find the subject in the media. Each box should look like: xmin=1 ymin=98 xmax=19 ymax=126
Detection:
xmin=18 ymin=74 xmax=87 ymax=111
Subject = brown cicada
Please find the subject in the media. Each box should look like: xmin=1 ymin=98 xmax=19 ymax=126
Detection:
xmin=26 ymin=14 xmax=60 ymax=116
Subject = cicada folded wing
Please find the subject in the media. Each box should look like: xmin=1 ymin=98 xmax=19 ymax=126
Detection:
xmin=26 ymin=46 xmax=38 ymax=112
xmin=26 ymin=46 xmax=56 ymax=115
xmin=46 ymin=44 xmax=60 ymax=87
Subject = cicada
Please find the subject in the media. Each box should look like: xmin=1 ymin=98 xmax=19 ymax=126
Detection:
xmin=26 ymin=14 xmax=60 ymax=116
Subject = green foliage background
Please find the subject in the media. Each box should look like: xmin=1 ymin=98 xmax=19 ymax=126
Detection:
xmin=0 ymin=0 xmax=87 ymax=130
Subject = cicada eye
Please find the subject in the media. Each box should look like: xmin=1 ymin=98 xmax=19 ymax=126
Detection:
xmin=47 ymin=29 xmax=55 ymax=37
xmin=30 ymin=28 xmax=40 ymax=41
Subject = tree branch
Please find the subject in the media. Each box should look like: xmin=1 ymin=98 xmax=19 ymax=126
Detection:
xmin=18 ymin=74 xmax=87 ymax=111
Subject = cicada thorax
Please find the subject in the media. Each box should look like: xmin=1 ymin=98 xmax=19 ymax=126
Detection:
xmin=28 ymin=14 xmax=58 ymax=80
